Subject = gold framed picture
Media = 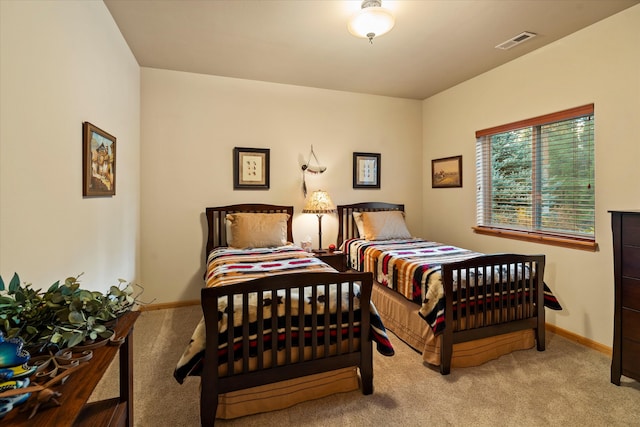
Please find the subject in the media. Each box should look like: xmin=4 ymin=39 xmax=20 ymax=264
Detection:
xmin=83 ymin=122 xmax=116 ymax=197
xmin=432 ymin=155 xmax=462 ymax=188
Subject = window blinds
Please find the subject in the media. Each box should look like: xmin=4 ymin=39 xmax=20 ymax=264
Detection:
xmin=475 ymin=104 xmax=595 ymax=240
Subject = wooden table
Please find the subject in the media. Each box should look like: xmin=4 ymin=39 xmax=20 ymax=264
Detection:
xmin=3 ymin=310 xmax=140 ymax=426
xmin=313 ymin=250 xmax=347 ymax=272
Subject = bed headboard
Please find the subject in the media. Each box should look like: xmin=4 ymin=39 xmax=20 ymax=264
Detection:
xmin=336 ymin=202 xmax=405 ymax=246
xmin=205 ymin=204 xmax=294 ymax=256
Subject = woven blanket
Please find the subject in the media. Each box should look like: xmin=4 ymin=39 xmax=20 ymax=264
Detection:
xmin=174 ymin=245 xmax=394 ymax=384
xmin=342 ymin=238 xmax=562 ymax=335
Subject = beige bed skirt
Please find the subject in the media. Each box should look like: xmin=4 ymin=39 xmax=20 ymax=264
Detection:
xmin=371 ymin=282 xmax=535 ymax=368
xmin=214 ymin=280 xmax=535 ymax=419
xmin=215 ymin=367 xmax=359 ymax=419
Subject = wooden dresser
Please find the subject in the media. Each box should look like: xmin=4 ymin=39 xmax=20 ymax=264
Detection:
xmin=610 ymin=210 xmax=640 ymax=385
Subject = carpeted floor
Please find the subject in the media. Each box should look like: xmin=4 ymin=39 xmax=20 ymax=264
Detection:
xmin=90 ymin=306 xmax=640 ymax=426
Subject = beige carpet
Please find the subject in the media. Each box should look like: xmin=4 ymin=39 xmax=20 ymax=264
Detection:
xmin=90 ymin=306 xmax=640 ymax=426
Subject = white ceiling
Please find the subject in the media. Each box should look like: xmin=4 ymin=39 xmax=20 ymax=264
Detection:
xmin=104 ymin=0 xmax=639 ymax=100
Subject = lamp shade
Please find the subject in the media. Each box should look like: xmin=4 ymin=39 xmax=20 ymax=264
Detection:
xmin=347 ymin=0 xmax=395 ymax=42
xmin=302 ymin=190 xmax=337 ymax=214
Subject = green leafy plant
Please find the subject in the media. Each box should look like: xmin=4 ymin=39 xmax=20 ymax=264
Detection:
xmin=0 ymin=273 xmax=139 ymax=351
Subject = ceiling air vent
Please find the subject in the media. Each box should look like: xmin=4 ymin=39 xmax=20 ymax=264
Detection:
xmin=495 ymin=31 xmax=537 ymax=50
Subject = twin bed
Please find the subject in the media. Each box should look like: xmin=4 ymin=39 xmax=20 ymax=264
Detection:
xmin=174 ymin=204 xmax=393 ymax=425
xmin=174 ymin=202 xmax=560 ymax=425
xmin=337 ymin=202 xmax=561 ymax=374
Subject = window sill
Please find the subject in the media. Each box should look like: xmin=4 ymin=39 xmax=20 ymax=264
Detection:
xmin=472 ymin=226 xmax=598 ymax=252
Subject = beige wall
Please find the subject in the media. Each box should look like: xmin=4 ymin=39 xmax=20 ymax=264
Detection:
xmin=140 ymin=68 xmax=423 ymax=303
xmin=0 ymin=1 xmax=140 ymax=292
xmin=422 ymin=5 xmax=640 ymax=347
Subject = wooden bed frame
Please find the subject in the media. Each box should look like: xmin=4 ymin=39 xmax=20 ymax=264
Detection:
xmin=337 ymin=202 xmax=546 ymax=375
xmin=199 ymin=204 xmax=374 ymax=426
xmin=204 ymin=204 xmax=294 ymax=257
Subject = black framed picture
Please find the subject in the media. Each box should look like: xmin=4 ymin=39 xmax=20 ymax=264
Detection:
xmin=353 ymin=152 xmax=380 ymax=189
xmin=233 ymin=147 xmax=270 ymax=190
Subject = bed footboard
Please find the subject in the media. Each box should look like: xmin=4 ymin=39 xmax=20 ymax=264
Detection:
xmin=199 ymin=271 xmax=374 ymax=426
xmin=439 ymin=254 xmax=545 ymax=374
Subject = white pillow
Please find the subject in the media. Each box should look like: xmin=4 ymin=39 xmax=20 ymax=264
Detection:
xmin=353 ymin=212 xmax=365 ymax=238
xmin=226 ymin=213 xmax=289 ymax=248
xmin=225 ymin=219 xmax=233 ymax=246
xmin=360 ymin=211 xmax=411 ymax=241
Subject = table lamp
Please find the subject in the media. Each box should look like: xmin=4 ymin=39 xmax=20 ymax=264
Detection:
xmin=302 ymin=189 xmax=337 ymax=250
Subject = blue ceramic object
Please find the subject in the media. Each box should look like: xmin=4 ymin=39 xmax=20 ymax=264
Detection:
xmin=0 ymin=378 xmax=30 ymax=393
xmin=0 ymin=369 xmax=13 ymax=382
xmin=1 ymin=364 xmax=36 ymax=380
xmin=0 ymin=334 xmax=30 ymax=369
xmin=0 ymin=334 xmax=33 ymax=418
xmin=0 ymin=378 xmax=31 ymax=419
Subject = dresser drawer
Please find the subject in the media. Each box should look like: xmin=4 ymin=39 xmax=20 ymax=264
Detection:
xmin=622 ymin=245 xmax=640 ymax=278
xmin=611 ymin=211 xmax=640 ymax=384
xmin=622 ymin=214 xmax=640 ymax=246
xmin=622 ymin=308 xmax=640 ymax=342
xmin=622 ymin=277 xmax=640 ymax=310
xmin=621 ymin=338 xmax=640 ymax=380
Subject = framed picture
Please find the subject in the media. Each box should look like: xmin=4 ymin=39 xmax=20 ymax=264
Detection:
xmin=431 ymin=155 xmax=462 ymax=188
xmin=353 ymin=152 xmax=380 ymax=189
xmin=83 ymin=122 xmax=116 ymax=197
xmin=233 ymin=147 xmax=270 ymax=190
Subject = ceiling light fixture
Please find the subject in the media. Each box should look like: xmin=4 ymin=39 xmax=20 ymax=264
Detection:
xmin=347 ymin=0 xmax=395 ymax=44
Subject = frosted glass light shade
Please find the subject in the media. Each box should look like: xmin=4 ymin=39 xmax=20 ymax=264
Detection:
xmin=347 ymin=4 xmax=395 ymax=41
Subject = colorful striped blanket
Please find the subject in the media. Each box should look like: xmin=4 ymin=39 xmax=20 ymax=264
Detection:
xmin=174 ymin=245 xmax=394 ymax=383
xmin=342 ymin=238 xmax=562 ymax=334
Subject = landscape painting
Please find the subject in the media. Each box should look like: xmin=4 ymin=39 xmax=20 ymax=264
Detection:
xmin=432 ymin=155 xmax=462 ymax=188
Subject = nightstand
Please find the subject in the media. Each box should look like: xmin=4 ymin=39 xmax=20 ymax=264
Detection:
xmin=313 ymin=250 xmax=347 ymax=272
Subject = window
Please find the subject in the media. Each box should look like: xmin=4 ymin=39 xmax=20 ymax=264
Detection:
xmin=474 ymin=104 xmax=596 ymax=251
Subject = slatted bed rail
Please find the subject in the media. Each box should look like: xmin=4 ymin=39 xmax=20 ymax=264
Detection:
xmin=199 ymin=271 xmax=374 ymax=426
xmin=440 ymin=253 xmax=546 ymax=374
